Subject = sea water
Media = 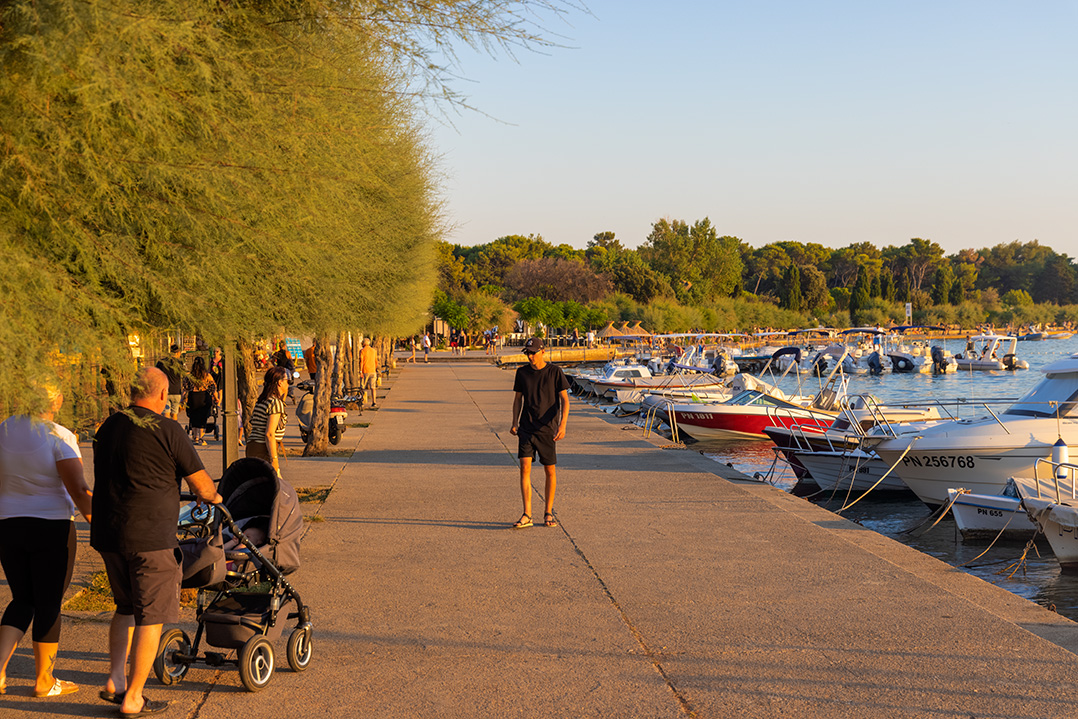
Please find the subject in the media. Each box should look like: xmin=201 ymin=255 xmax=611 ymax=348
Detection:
xmin=694 ymin=335 xmax=1078 ymax=621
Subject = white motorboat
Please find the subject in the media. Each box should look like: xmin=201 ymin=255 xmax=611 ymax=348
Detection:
xmin=879 ymin=325 xmax=952 ymax=374
xmin=946 ymin=481 xmax=1039 ymax=541
xmin=871 ymin=352 xmax=1078 ymax=507
xmin=566 ymin=359 xmax=651 ymax=396
xmin=954 ymin=334 xmax=1029 ymax=371
xmin=1014 ymin=454 xmax=1078 ymax=571
xmin=795 ymin=449 xmax=911 ymax=494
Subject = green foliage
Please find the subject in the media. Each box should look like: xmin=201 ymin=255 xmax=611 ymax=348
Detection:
xmin=799 ymin=265 xmax=832 ymax=315
xmin=831 ymin=287 xmax=852 ymax=312
xmin=780 ymin=266 xmax=802 ymax=311
xmin=931 ymin=263 xmax=955 ymax=306
xmin=1 ymin=0 xmax=443 ymax=409
xmin=639 ymin=218 xmax=742 ymax=304
xmin=849 ymin=268 xmax=871 ymax=321
xmin=1001 ymin=289 xmax=1035 ymax=307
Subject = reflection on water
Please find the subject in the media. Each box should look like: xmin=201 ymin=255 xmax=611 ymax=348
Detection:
xmin=692 ymin=336 xmax=1078 ymax=621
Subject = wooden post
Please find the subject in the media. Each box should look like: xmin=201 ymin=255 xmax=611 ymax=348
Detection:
xmin=222 ymin=339 xmax=240 ymax=474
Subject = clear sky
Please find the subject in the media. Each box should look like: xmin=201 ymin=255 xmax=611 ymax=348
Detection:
xmin=428 ymin=0 xmax=1077 ymax=255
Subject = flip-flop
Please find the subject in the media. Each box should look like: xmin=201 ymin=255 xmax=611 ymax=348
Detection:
xmin=121 ymin=697 xmax=171 ymax=716
xmin=512 ymin=514 xmax=533 ymax=529
xmin=33 ymin=678 xmax=79 ymax=697
xmin=100 ymin=689 xmax=127 ymax=704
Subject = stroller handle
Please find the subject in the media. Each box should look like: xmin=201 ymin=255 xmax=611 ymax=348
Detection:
xmin=179 ymin=492 xmax=234 ymax=523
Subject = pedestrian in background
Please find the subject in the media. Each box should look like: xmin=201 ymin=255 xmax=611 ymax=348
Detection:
xmin=247 ymin=366 xmax=289 ymax=477
xmin=154 ymin=344 xmax=184 ymax=421
xmin=183 ymin=356 xmax=218 ymax=446
xmin=509 ymin=337 xmax=569 ymax=530
xmin=359 ymin=338 xmax=378 ymax=409
xmin=0 ymin=385 xmax=93 ymax=698
xmin=422 ymin=332 xmax=432 ymax=363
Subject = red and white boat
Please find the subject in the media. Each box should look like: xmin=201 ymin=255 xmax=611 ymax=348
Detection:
xmin=660 ymin=389 xmax=839 ymax=440
xmin=642 ymin=347 xmax=842 ymax=440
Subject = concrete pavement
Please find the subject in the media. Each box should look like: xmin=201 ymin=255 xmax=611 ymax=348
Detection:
xmin=3 ymin=362 xmax=1078 ymax=717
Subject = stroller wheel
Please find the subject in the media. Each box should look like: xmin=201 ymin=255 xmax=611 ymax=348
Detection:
xmin=287 ymin=625 xmax=313 ymax=672
xmin=239 ymin=635 xmax=275 ymax=692
xmin=153 ymin=628 xmax=191 ymax=685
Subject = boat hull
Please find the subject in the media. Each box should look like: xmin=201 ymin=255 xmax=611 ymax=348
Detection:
xmin=1022 ymin=498 xmax=1078 ymax=572
xmin=670 ymin=405 xmax=834 ymax=440
xmin=874 ymin=418 xmax=1078 ymax=507
xmin=946 ymin=489 xmax=1037 ymax=541
xmin=795 ymin=451 xmax=910 ymax=493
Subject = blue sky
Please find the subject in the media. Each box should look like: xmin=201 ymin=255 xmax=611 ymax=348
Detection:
xmin=429 ymin=1 xmax=1077 ymax=255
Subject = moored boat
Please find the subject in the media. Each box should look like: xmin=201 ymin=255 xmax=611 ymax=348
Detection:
xmin=871 ymin=352 xmax=1078 ymax=508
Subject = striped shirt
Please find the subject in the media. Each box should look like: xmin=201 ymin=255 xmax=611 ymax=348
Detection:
xmin=249 ymin=396 xmax=286 ymax=445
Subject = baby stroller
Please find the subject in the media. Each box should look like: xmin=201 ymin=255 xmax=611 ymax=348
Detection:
xmin=153 ymin=458 xmax=312 ymax=692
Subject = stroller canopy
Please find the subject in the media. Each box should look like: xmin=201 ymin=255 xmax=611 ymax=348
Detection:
xmin=219 ymin=458 xmax=304 ymax=574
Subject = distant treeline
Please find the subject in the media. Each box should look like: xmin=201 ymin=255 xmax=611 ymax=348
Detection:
xmin=434 ymin=221 xmax=1078 ymax=332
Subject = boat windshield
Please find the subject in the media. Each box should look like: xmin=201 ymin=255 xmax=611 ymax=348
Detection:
xmin=1003 ymin=376 xmax=1078 ymax=418
xmin=726 ymin=390 xmax=796 ymax=409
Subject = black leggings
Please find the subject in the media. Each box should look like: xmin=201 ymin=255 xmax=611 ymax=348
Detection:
xmin=0 ymin=518 xmax=76 ymax=643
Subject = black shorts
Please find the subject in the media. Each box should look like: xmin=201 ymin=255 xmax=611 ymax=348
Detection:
xmin=100 ymin=548 xmax=181 ymax=626
xmin=518 ymin=430 xmax=557 ymax=466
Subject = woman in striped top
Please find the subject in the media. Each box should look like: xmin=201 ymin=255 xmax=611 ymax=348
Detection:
xmin=246 ymin=366 xmax=289 ymax=476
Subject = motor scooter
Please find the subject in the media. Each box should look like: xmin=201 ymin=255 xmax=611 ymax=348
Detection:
xmin=295 ymin=379 xmax=350 ymax=445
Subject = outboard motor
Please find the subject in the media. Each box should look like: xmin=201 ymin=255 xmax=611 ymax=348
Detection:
xmin=930 ymin=345 xmax=947 ymax=374
xmin=866 ymin=351 xmax=883 ymax=376
xmin=1003 ymin=353 xmax=1017 ymax=371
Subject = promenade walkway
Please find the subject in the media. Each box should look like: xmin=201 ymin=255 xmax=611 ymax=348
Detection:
xmin=2 ymin=362 xmax=1078 ymax=717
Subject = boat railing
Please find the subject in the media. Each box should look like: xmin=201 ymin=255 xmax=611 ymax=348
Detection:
xmin=642 ymin=398 xmax=681 ymax=444
xmin=1030 ymin=458 xmax=1078 ymax=504
xmin=785 ymin=420 xmax=846 ymax=453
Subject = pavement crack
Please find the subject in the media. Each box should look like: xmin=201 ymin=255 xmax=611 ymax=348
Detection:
xmin=560 ymin=522 xmax=698 ymax=718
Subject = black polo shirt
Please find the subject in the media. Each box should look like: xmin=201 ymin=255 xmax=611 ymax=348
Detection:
xmin=91 ymin=406 xmax=205 ymax=553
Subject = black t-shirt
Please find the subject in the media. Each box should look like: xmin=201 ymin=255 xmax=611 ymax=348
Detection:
xmin=90 ymin=406 xmax=206 ymax=553
xmin=155 ymin=357 xmax=184 ymax=394
xmin=513 ymin=363 xmax=569 ymax=434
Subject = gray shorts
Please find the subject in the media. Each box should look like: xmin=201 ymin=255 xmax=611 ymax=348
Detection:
xmin=166 ymin=394 xmax=182 ymax=415
xmin=101 ymin=549 xmax=181 ymax=626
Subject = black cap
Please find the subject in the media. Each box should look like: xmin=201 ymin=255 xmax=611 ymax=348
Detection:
xmin=523 ymin=337 xmax=546 ymax=354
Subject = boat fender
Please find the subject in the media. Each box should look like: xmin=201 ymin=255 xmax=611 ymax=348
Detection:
xmin=1054 ymin=438 xmax=1069 ymax=480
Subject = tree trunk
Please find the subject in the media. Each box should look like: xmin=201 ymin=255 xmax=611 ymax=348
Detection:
xmin=303 ymin=333 xmax=332 ymax=456
xmin=332 ymin=330 xmax=346 ymax=397
xmin=235 ymin=337 xmax=258 ymax=440
xmin=342 ymin=332 xmax=355 ymax=389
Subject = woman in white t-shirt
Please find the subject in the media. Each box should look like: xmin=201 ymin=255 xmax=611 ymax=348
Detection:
xmin=0 ymin=388 xmax=92 ymax=698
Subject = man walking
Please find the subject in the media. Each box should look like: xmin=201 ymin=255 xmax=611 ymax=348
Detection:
xmin=359 ymin=337 xmax=378 ymax=409
xmin=509 ymin=337 xmax=569 ymax=529
xmin=421 ymin=332 xmax=432 ymax=363
xmin=154 ymin=345 xmax=184 ymax=421
xmin=91 ymin=367 xmax=221 ymax=716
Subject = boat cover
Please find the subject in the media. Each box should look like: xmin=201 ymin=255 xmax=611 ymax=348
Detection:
xmin=1022 ymin=497 xmax=1078 ymax=531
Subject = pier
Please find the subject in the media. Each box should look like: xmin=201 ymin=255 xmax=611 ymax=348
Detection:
xmin=2 ymin=362 xmax=1078 ymax=717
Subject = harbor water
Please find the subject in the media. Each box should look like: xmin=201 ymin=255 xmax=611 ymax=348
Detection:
xmin=686 ymin=335 xmax=1078 ymax=620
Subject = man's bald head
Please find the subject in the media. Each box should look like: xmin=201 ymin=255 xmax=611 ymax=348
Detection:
xmin=132 ymin=367 xmax=168 ymax=406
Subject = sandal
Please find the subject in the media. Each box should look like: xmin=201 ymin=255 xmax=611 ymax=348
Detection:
xmin=34 ymin=678 xmax=79 ymax=697
xmin=513 ymin=514 xmax=533 ymax=529
xmin=544 ymin=513 xmax=558 ymax=528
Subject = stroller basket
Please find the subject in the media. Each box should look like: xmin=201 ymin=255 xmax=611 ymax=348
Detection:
xmin=202 ymin=593 xmax=285 ymax=649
